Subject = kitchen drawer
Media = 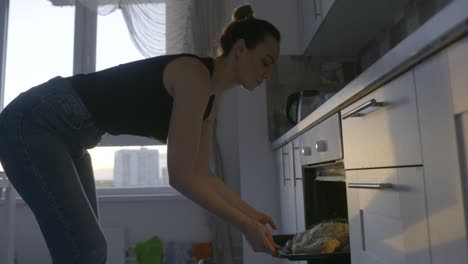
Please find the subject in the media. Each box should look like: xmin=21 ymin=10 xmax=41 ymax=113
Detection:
xmin=298 ymin=113 xmax=342 ymax=165
xmin=341 ymin=71 xmax=422 ymax=169
xmin=346 ymin=167 xmax=430 ymax=264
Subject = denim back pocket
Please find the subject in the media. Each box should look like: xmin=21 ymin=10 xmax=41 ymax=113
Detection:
xmin=0 ymin=108 xmax=7 ymax=128
xmin=0 ymin=92 xmax=26 ymax=129
xmin=45 ymin=92 xmax=92 ymax=131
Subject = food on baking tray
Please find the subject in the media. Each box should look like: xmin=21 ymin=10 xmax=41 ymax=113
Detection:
xmin=284 ymin=220 xmax=350 ymax=254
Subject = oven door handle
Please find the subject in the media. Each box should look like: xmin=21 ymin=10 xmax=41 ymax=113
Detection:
xmin=348 ymin=183 xmax=393 ymax=189
xmin=316 ymin=176 xmax=345 ymax=182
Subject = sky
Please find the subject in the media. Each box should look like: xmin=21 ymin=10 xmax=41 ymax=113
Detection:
xmin=2 ymin=0 xmax=167 ymax=181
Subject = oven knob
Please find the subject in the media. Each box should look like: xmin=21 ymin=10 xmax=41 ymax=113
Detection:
xmin=315 ymin=140 xmax=327 ymax=152
xmin=301 ymin=147 xmax=312 ymax=156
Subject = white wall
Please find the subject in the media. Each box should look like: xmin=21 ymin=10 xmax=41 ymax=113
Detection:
xmin=0 ymin=197 xmax=212 ymax=263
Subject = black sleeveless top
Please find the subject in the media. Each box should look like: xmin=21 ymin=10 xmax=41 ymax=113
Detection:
xmin=68 ymin=54 xmax=215 ymax=143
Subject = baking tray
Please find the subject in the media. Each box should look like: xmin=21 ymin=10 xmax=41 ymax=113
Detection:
xmin=273 ymin=234 xmax=350 ymax=263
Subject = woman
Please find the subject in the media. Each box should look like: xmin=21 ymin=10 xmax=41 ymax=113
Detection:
xmin=0 ymin=4 xmax=281 ymax=263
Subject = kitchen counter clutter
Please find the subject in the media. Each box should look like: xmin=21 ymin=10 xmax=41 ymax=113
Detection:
xmin=273 ymin=1 xmax=468 ymax=263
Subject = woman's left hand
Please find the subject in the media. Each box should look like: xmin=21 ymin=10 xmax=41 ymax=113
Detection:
xmin=252 ymin=210 xmax=278 ymax=230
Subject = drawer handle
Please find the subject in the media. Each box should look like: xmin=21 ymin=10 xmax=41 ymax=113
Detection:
xmin=342 ymin=99 xmax=385 ymax=120
xmin=348 ymin=183 xmax=393 ymax=189
xmin=314 ymin=0 xmax=322 ymax=18
xmin=360 ymin=210 xmax=366 ymax=251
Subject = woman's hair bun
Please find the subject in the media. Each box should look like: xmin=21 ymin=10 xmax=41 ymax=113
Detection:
xmin=232 ymin=4 xmax=255 ymax=22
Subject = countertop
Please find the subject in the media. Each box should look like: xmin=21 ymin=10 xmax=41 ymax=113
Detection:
xmin=272 ymin=0 xmax=468 ymax=150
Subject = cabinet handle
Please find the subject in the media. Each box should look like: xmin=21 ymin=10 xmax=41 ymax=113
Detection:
xmin=342 ymin=99 xmax=385 ymax=120
xmin=313 ymin=0 xmax=322 ymax=18
xmin=360 ymin=210 xmax=366 ymax=251
xmin=348 ymin=183 xmax=393 ymax=189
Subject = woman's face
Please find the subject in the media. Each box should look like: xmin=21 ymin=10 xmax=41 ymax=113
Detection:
xmin=236 ymin=35 xmax=280 ymax=91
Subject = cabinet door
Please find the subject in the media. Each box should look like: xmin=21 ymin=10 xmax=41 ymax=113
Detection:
xmin=298 ymin=0 xmax=336 ymax=53
xmin=346 ymin=167 xmax=430 ymax=264
xmin=447 ymin=34 xmax=468 ymax=114
xmin=276 ymin=147 xmax=286 ymax=231
xmin=278 ymin=144 xmax=297 ymax=234
xmin=298 ymin=0 xmax=321 ymax=53
xmin=414 ymin=50 xmax=468 ymax=264
xmin=457 ymin=112 xmax=468 ymax=219
xmin=293 ymin=139 xmax=306 ymax=233
xmin=341 ymin=71 xmax=422 ymax=169
xmin=321 ymin=0 xmax=335 ymax=17
xmin=283 ymin=144 xmax=292 ymax=180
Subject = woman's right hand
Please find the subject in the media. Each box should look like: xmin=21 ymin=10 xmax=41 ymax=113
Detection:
xmin=242 ymin=220 xmax=281 ymax=257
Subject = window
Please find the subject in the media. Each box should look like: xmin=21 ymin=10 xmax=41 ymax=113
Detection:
xmin=96 ymin=8 xmax=145 ymax=71
xmin=3 ymin=0 xmax=74 ymax=107
xmin=0 ymin=0 xmax=74 ymax=174
xmin=89 ymin=145 xmax=169 ymax=189
xmin=0 ymin=1 xmax=172 ymax=193
xmin=92 ymin=7 xmax=169 ymax=190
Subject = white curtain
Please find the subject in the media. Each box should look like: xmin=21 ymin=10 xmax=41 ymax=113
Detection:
xmin=48 ymin=0 xmax=193 ymax=57
xmin=47 ymin=0 xmax=240 ymax=262
xmin=189 ymin=3 xmax=241 ymax=263
xmin=187 ymin=0 xmax=226 ymax=57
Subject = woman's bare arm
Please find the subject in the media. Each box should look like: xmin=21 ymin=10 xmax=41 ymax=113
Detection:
xmin=194 ymin=114 xmax=277 ymax=229
xmin=166 ymin=57 xmax=279 ymax=255
xmin=166 ymin=58 xmax=253 ymax=232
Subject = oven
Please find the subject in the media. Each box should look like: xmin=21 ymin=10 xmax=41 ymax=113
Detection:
xmin=274 ymin=113 xmax=350 ymax=264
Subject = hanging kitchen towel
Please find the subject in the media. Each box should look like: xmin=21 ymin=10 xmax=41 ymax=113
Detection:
xmin=136 ymin=236 xmax=163 ymax=264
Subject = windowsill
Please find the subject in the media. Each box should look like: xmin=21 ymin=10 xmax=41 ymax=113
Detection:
xmin=0 ymin=186 xmax=188 ymax=205
xmin=97 ymin=193 xmax=187 ymax=202
xmin=98 ymin=186 xmax=188 ymax=202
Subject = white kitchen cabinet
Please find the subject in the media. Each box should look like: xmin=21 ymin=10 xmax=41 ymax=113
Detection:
xmin=302 ymin=0 xmax=410 ymax=56
xmin=275 ymin=148 xmax=290 ymax=264
xmin=447 ymin=36 xmax=468 ymax=254
xmin=275 ymin=146 xmax=285 ymax=229
xmin=292 ymin=139 xmax=307 ymax=264
xmin=277 ymin=143 xmax=305 ymax=264
xmin=292 ymin=138 xmax=306 ymax=233
xmin=320 ymin=0 xmax=335 ymax=17
xmin=341 ymin=70 xmax=422 ymax=169
xmin=277 ymin=143 xmax=297 ymax=235
xmin=447 ymin=34 xmax=468 ymax=114
xmin=346 ymin=167 xmax=431 ymax=264
xmin=298 ymin=0 xmax=336 ymax=53
xmin=298 ymin=0 xmax=321 ymax=53
xmin=457 ymin=112 xmax=468 ymax=219
xmin=414 ymin=48 xmax=468 ymax=264
xmin=277 ymin=139 xmax=308 ymax=236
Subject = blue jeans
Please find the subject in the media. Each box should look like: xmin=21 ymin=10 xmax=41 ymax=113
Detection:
xmin=0 ymin=77 xmax=107 ymax=263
